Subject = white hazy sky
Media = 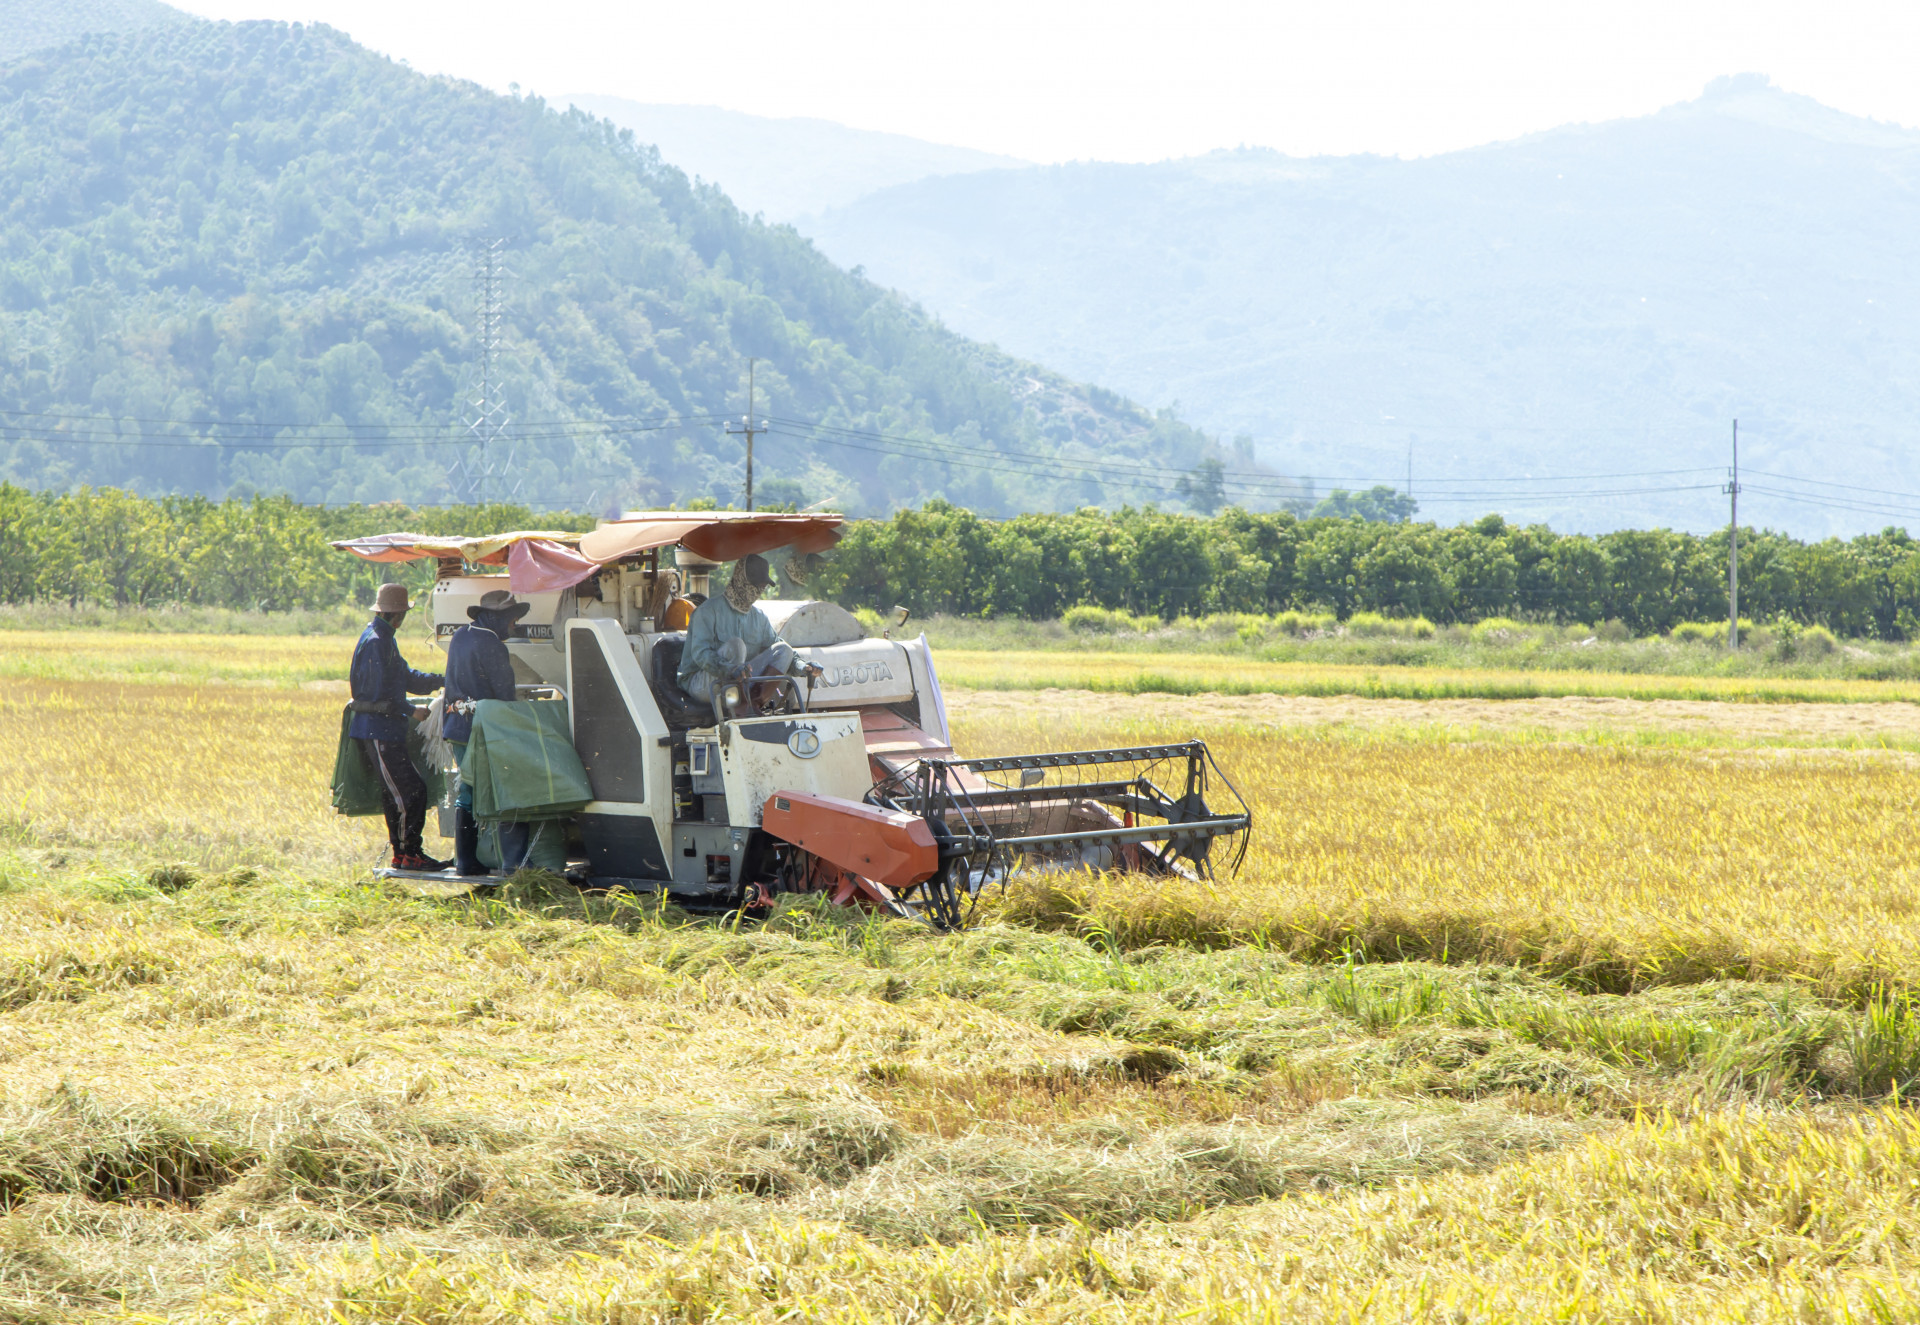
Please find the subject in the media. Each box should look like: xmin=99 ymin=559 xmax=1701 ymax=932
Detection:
xmin=171 ymin=0 xmax=1920 ymax=163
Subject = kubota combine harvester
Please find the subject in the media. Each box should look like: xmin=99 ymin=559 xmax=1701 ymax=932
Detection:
xmin=334 ymin=512 xmax=1251 ymax=929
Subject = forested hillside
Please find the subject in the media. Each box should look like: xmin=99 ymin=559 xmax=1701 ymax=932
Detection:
xmin=0 ymin=20 xmax=1235 ymax=514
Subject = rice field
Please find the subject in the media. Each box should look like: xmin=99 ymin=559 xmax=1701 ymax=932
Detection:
xmin=936 ymin=647 xmax=1920 ymax=704
xmin=12 ymin=629 xmax=1920 ymax=703
xmin=6 ymin=629 xmax=1920 ymax=1321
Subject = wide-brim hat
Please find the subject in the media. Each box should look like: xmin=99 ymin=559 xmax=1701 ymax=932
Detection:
xmin=469 ymin=588 xmax=532 ymax=620
xmin=373 ymin=583 xmax=410 ymax=612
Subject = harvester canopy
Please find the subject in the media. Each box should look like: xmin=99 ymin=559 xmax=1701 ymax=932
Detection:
xmin=331 ymin=512 xmax=846 ymax=594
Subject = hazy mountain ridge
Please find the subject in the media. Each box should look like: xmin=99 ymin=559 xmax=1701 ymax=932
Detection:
xmin=562 ymin=97 xmax=1027 ymax=221
xmin=804 ymin=75 xmax=1920 ymax=534
xmin=0 ymin=17 xmax=1231 ymax=513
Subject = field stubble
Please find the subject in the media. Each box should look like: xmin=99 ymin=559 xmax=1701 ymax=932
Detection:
xmin=5 ymin=633 xmax=1920 ymax=1320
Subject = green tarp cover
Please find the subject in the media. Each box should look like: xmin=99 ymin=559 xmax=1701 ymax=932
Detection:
xmin=467 ymin=698 xmax=592 ymax=822
xmin=330 ymin=708 xmax=448 ymax=817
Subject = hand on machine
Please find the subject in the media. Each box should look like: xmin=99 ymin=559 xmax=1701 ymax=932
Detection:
xmin=712 ymin=639 xmax=818 ymax=719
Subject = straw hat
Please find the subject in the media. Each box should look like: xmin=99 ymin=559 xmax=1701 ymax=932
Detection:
xmin=373 ymin=584 xmax=410 ymax=612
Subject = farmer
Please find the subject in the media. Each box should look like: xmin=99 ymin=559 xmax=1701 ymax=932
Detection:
xmin=443 ymin=588 xmax=527 ymax=876
xmin=348 ymin=583 xmax=446 ymax=871
xmin=677 ymin=553 xmax=821 ymax=706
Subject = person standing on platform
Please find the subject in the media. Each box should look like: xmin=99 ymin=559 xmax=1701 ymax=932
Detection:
xmin=443 ymin=588 xmax=527 ymax=875
xmin=348 ymin=583 xmax=446 ymax=870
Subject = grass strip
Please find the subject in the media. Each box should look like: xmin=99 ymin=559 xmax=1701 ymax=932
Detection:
xmin=938 ymin=650 xmax=1920 ymax=704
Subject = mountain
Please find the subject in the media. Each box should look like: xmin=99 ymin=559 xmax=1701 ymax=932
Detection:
xmin=0 ymin=0 xmax=178 ymax=64
xmin=0 ymin=19 xmax=1235 ymax=514
xmin=803 ymin=76 xmax=1920 ymax=535
xmin=560 ymin=98 xmax=1027 ymax=222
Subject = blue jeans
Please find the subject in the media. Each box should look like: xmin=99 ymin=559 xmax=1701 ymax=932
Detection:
xmin=450 ymin=741 xmax=472 ymax=811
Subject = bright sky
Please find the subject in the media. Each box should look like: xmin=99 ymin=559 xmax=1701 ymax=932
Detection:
xmin=172 ymin=0 xmax=1920 ymax=163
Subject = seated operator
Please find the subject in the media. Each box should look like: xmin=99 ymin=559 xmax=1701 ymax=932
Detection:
xmin=349 ymin=583 xmax=446 ymax=871
xmin=677 ymin=553 xmax=822 ymax=706
xmin=444 ymin=588 xmax=528 ymax=876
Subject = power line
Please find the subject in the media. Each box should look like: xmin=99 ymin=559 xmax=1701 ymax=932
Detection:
xmin=0 ymin=409 xmax=612 ymax=434
xmin=1746 ymin=469 xmax=1920 ymax=504
xmin=770 ymin=422 xmax=1724 ymax=501
xmin=1741 ymin=484 xmax=1920 ymax=520
xmin=0 ymin=420 xmax=704 ymax=450
xmin=768 ymin=413 xmax=1723 ymax=488
xmin=0 ymin=395 xmax=1739 ymax=492
xmin=10 ymin=396 xmax=1920 ymax=523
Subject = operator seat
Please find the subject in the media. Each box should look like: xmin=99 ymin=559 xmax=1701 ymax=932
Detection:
xmin=647 ymin=633 xmax=712 ymax=727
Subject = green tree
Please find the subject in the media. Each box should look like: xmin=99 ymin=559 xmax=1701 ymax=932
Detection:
xmin=1311 ymin=486 xmax=1418 ymax=523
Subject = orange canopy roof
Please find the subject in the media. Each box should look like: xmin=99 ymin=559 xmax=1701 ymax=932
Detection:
xmin=331 ymin=512 xmax=843 ymax=568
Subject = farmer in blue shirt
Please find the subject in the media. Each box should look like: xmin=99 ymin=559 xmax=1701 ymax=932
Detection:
xmin=678 ymin=554 xmax=821 ymax=708
xmin=348 ymin=583 xmax=445 ymax=870
xmin=443 ymin=588 xmax=526 ymax=875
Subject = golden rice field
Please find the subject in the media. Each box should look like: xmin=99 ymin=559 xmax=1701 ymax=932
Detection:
xmin=8 ymin=629 xmax=1920 ymax=703
xmin=7 ymin=629 xmax=1920 ymax=1322
xmin=935 ymin=647 xmax=1920 ymax=704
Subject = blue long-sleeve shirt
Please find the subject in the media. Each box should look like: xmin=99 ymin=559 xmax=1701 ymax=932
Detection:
xmin=443 ymin=622 xmax=517 ymax=743
xmin=348 ymin=616 xmax=443 ymax=741
xmin=678 ymin=595 xmax=794 ymax=687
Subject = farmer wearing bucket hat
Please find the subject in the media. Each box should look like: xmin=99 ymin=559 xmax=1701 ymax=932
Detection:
xmin=444 ymin=588 xmax=530 ymax=875
xmin=348 ymin=583 xmax=446 ymax=870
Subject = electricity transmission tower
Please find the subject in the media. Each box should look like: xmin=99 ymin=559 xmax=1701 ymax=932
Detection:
xmin=456 ymin=239 xmax=512 ymax=504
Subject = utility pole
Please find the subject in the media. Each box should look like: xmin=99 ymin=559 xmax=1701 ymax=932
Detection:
xmin=1725 ymin=419 xmax=1741 ymax=649
xmin=460 ymin=239 xmax=510 ymax=505
xmin=725 ymin=357 xmax=764 ymax=511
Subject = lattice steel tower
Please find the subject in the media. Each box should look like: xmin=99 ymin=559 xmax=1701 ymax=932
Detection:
xmin=457 ymin=239 xmax=511 ymax=503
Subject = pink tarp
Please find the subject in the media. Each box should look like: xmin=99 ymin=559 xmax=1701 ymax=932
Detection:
xmin=508 ymin=538 xmax=601 ymax=593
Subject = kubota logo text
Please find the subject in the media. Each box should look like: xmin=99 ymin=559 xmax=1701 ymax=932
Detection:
xmin=816 ymin=661 xmax=894 ymax=687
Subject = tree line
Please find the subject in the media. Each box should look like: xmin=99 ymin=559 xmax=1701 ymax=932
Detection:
xmin=0 ymin=485 xmax=590 ymax=611
xmin=810 ymin=502 xmax=1920 ymax=638
xmin=8 ymin=485 xmax=1920 ymax=639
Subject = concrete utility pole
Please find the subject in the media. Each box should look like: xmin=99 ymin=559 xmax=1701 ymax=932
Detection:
xmin=1725 ymin=419 xmax=1741 ymax=649
xmin=725 ymin=358 xmax=764 ymax=511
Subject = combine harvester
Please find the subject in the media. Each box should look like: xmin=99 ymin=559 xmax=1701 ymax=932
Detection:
xmin=334 ymin=512 xmax=1251 ymax=929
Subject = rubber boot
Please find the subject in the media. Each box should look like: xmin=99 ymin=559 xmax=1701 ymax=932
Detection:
xmin=454 ymin=807 xmax=484 ymax=877
xmin=497 ymin=821 xmax=531 ymax=874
